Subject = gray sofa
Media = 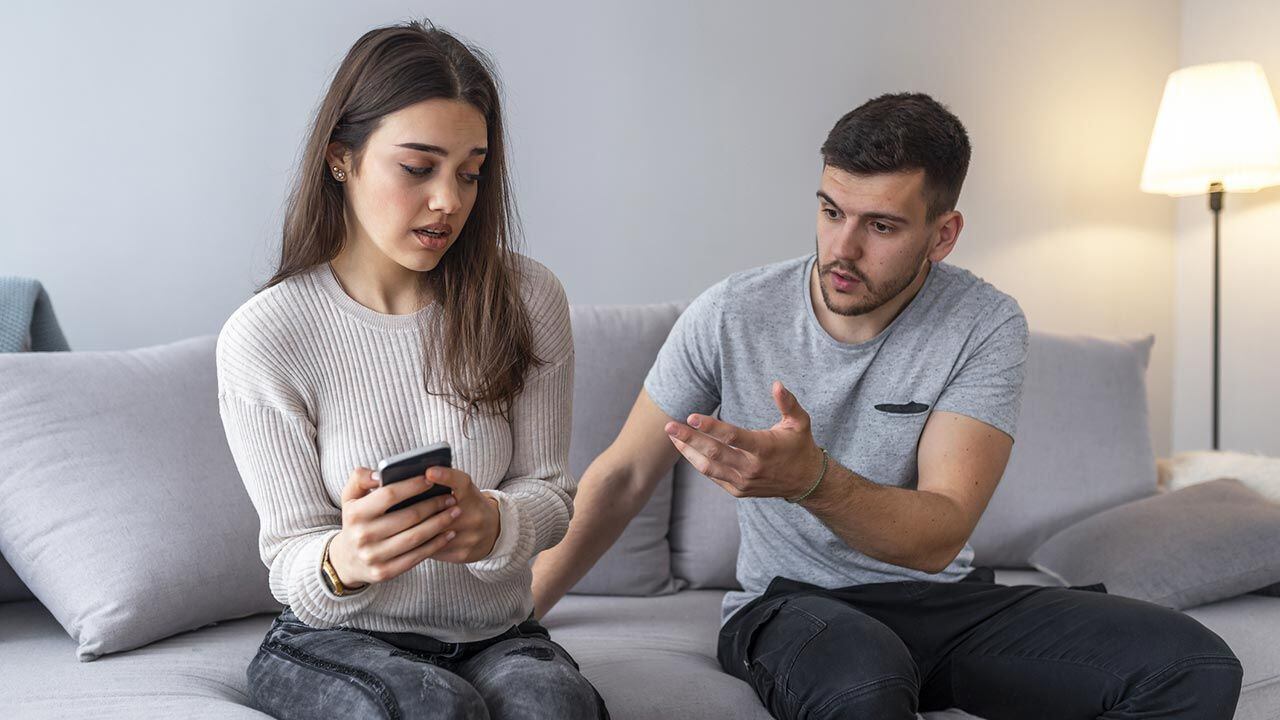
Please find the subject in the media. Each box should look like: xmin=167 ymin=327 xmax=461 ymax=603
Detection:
xmin=2 ymin=303 xmax=1278 ymax=719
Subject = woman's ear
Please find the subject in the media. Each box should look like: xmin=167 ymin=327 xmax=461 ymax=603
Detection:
xmin=325 ymin=141 xmax=351 ymax=176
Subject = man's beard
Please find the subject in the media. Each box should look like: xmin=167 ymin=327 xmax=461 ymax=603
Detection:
xmin=816 ymin=240 xmax=929 ymax=317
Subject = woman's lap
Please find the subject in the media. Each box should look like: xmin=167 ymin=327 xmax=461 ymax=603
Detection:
xmin=247 ymin=610 xmax=606 ymax=720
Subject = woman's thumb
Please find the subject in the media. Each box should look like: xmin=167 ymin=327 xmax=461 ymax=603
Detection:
xmin=342 ymin=467 xmax=379 ymax=503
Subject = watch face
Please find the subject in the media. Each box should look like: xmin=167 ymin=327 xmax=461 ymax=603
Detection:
xmin=321 ymin=554 xmax=342 ymax=594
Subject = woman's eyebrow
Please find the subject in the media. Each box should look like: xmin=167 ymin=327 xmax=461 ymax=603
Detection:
xmin=395 ymin=142 xmax=487 ymax=157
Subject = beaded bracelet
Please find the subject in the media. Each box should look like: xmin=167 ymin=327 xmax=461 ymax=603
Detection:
xmin=786 ymin=448 xmax=829 ymax=503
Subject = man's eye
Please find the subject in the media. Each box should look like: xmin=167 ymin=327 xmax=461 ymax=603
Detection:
xmin=400 ymin=163 xmax=432 ymax=177
xmin=822 ymin=208 xmax=839 ymax=220
xmin=872 ymin=221 xmax=893 ymax=234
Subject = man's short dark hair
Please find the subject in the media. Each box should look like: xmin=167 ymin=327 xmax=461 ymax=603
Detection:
xmin=820 ymin=92 xmax=971 ymax=222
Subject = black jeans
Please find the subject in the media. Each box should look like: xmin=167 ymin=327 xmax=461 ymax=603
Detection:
xmin=718 ymin=568 xmax=1242 ymax=719
xmin=247 ymin=607 xmax=610 ymax=720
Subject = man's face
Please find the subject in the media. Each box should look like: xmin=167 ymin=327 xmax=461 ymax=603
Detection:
xmin=814 ymin=166 xmax=936 ymax=317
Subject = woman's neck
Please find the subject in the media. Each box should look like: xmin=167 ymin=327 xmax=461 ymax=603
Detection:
xmin=329 ymin=238 xmax=433 ymax=316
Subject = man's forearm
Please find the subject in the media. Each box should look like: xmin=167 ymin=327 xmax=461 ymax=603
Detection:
xmin=531 ymin=456 xmax=655 ymax=618
xmin=799 ymin=460 xmax=969 ymax=574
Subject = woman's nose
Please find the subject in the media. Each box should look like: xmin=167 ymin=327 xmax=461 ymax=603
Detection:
xmin=427 ymin=180 xmax=462 ymax=215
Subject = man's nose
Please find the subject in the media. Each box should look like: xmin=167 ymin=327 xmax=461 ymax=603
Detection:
xmin=832 ymin=222 xmax=863 ymax=262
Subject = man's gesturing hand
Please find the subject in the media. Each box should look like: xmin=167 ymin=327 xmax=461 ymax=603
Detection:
xmin=664 ymin=380 xmax=825 ymax=499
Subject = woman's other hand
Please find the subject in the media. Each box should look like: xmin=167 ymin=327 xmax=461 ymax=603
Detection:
xmin=417 ymin=466 xmax=502 ymax=563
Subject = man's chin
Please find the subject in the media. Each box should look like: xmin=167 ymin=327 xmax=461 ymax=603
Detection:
xmin=821 ymin=281 xmax=877 ymax=316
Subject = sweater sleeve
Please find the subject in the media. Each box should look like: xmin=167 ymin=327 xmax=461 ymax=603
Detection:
xmin=216 ymin=324 xmax=383 ymax=628
xmin=465 ymin=262 xmax=576 ymax=584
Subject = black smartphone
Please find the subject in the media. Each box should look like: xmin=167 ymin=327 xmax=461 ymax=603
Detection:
xmin=375 ymin=441 xmax=453 ymax=514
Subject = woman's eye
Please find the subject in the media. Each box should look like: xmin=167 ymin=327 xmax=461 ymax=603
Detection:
xmin=461 ymin=172 xmax=483 ymax=184
xmin=400 ymin=163 xmax=432 ymax=177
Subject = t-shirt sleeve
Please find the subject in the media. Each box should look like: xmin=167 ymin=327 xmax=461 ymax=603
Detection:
xmin=933 ymin=304 xmax=1030 ymax=441
xmin=642 ymin=281 xmax=726 ymax=422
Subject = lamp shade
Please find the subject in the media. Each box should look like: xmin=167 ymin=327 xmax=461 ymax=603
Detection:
xmin=1141 ymin=61 xmax=1280 ymax=196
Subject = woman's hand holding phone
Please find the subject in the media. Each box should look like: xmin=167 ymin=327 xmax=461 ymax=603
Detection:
xmin=329 ymin=465 xmax=502 ymax=588
xmin=328 ymin=467 xmax=462 ymax=589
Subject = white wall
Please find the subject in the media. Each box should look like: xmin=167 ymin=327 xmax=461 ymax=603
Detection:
xmin=1173 ymin=0 xmax=1280 ymax=456
xmin=0 ymin=1 xmax=1180 ymax=456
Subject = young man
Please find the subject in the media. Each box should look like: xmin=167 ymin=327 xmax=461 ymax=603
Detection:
xmin=533 ymin=93 xmax=1242 ymax=719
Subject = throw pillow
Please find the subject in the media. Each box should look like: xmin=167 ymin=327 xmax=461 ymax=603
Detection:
xmin=1029 ymin=478 xmax=1280 ymax=609
xmin=0 ymin=336 xmax=282 ymax=660
xmin=969 ymin=333 xmax=1158 ymax=567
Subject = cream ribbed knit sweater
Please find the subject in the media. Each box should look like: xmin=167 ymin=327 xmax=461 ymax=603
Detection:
xmin=215 ymin=254 xmax=574 ymax=642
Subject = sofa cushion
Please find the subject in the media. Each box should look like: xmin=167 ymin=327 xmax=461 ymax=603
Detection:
xmin=670 ymin=455 xmax=740 ymax=589
xmin=7 ymin=570 xmax=1277 ymax=720
xmin=968 ymin=333 xmax=1158 ymax=567
xmin=1 ymin=599 xmax=271 ymax=718
xmin=1030 ymin=479 xmax=1280 ymax=609
xmin=0 ymin=337 xmax=282 ymax=661
xmin=566 ymin=304 xmax=685 ymax=596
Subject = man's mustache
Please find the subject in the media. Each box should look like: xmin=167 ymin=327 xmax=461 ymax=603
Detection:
xmin=820 ymin=261 xmax=868 ymax=285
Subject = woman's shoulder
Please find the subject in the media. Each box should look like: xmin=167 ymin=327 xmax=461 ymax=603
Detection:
xmin=219 ymin=269 xmax=321 ymax=348
xmin=507 ymin=252 xmax=572 ymax=363
xmin=216 ymin=268 xmax=324 ymax=404
xmin=509 ymin=252 xmax=565 ymax=303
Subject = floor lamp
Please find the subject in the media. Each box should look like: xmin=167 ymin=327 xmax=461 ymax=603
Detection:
xmin=1140 ymin=61 xmax=1280 ymax=451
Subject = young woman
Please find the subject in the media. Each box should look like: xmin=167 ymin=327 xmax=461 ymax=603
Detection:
xmin=216 ymin=20 xmax=607 ymax=720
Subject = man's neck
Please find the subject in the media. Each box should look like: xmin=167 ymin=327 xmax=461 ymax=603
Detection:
xmin=809 ymin=260 xmax=931 ymax=345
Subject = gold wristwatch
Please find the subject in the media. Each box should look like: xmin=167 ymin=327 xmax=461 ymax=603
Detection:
xmin=321 ymin=533 xmax=351 ymax=596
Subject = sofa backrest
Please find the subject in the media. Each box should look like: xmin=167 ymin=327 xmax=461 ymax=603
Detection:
xmin=565 ymin=304 xmax=685 ymax=596
xmin=0 ymin=303 xmax=1159 ymax=606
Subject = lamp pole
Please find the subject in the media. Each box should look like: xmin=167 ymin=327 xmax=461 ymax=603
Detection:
xmin=1209 ymin=181 xmax=1223 ymax=451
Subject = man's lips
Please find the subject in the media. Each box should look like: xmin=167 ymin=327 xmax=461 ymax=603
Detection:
xmin=828 ymin=268 xmax=861 ymax=292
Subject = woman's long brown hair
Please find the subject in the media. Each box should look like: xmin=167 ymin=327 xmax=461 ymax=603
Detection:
xmin=260 ymin=20 xmax=542 ymax=424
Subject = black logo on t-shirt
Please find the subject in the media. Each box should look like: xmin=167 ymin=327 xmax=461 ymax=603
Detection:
xmin=875 ymin=401 xmax=930 ymax=415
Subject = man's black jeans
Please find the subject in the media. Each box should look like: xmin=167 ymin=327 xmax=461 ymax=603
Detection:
xmin=718 ymin=568 xmax=1242 ymax=719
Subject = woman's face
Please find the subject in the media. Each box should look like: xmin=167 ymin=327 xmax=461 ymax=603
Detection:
xmin=329 ymin=98 xmax=489 ymax=273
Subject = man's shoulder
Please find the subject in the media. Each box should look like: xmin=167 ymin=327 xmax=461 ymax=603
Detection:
xmin=691 ymin=254 xmax=811 ymax=314
xmin=927 ymin=261 xmax=1024 ymax=327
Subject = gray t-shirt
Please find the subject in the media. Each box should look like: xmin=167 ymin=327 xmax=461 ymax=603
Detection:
xmin=643 ymin=253 xmax=1029 ymax=624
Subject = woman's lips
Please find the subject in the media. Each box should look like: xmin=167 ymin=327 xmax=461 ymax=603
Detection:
xmin=413 ymin=229 xmax=449 ymax=251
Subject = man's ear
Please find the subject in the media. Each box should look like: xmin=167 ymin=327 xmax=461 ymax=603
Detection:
xmin=325 ymin=141 xmax=352 ymax=175
xmin=928 ymin=211 xmax=963 ymax=263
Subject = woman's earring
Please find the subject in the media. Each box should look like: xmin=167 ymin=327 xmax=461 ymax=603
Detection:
xmin=331 ymin=165 xmax=346 ymax=182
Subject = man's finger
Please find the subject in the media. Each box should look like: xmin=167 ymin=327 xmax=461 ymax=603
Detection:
xmin=669 ymin=436 xmax=744 ymax=498
xmin=666 ymin=421 xmax=752 ymax=473
xmin=772 ymin=381 xmax=809 ymax=423
xmin=688 ymin=413 xmax=758 ymax=453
